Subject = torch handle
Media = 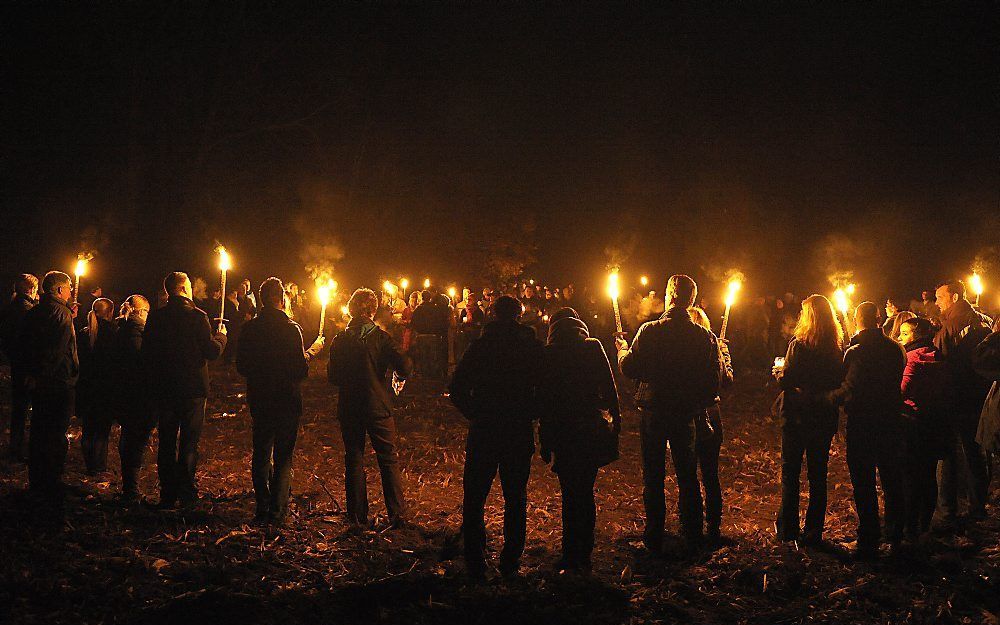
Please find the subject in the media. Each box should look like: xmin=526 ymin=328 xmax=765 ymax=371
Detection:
xmin=612 ymin=297 xmax=623 ymax=334
xmin=720 ymin=304 xmax=732 ymax=340
xmin=319 ymin=303 xmax=327 ymax=337
xmin=73 ymin=275 xmax=81 ymax=305
xmin=219 ymin=270 xmax=227 ymax=322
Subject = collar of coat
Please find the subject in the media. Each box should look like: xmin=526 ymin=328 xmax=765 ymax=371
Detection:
xmin=41 ymin=292 xmax=72 ymax=311
xmin=166 ymin=295 xmax=196 ymax=309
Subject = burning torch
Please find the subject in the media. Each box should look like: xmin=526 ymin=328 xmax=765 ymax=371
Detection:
xmin=73 ymin=254 xmax=90 ymax=305
xmin=316 ymin=279 xmax=336 ymax=337
xmin=216 ymin=245 xmax=232 ymax=323
xmin=970 ymin=273 xmax=984 ymax=308
xmin=720 ymin=276 xmax=742 ymax=340
xmin=607 ymin=269 xmax=623 ymax=335
xmin=400 ymin=278 xmax=409 ymax=301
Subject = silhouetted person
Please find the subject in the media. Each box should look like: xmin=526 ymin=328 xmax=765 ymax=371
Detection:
xmin=934 ymin=279 xmax=993 ymax=523
xmin=538 ymin=307 xmax=620 ymax=573
xmin=1 ymin=273 xmax=39 ymax=461
xmin=773 ymin=294 xmax=845 ymax=545
xmin=237 ymin=277 xmax=324 ymax=526
xmin=450 ymin=295 xmax=543 ymax=578
xmin=411 ymin=288 xmax=450 ymax=378
xmin=114 ymin=294 xmax=152 ymax=502
xmin=141 ymin=272 xmax=227 ymax=508
xmin=829 ymin=301 xmax=906 ymax=559
xmin=897 ymin=316 xmax=949 ymax=540
xmin=689 ymin=306 xmax=734 ymax=544
xmin=327 ymin=288 xmax=411 ymax=528
xmin=17 ymin=271 xmax=79 ymax=496
xmin=78 ymin=297 xmax=118 ymax=474
xmin=617 ymin=275 xmax=721 ymax=554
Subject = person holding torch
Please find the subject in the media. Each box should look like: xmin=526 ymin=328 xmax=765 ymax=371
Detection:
xmin=615 ymin=274 xmax=722 ymax=554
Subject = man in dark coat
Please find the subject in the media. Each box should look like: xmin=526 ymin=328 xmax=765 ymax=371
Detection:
xmin=140 ymin=272 xmax=227 ymax=508
xmin=77 ymin=297 xmax=119 ymax=474
xmin=327 ymin=288 xmax=411 ymax=528
xmin=829 ymin=301 xmax=907 ymax=559
xmin=1 ymin=273 xmax=39 ymax=461
xmin=934 ymin=279 xmax=994 ymax=521
xmin=17 ymin=271 xmax=79 ymax=495
xmin=450 ymin=295 xmax=544 ymax=578
xmin=114 ymin=294 xmax=152 ymax=501
xmin=238 ymin=277 xmax=323 ymax=525
xmin=616 ymin=274 xmax=722 ymax=554
xmin=411 ymin=288 xmax=451 ymax=378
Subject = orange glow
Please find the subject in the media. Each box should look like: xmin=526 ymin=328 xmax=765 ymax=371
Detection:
xmin=724 ymin=278 xmax=742 ymax=308
xmin=216 ymin=246 xmax=232 ymax=272
xmin=970 ymin=273 xmax=984 ymax=296
xmin=74 ymin=257 xmax=88 ymax=278
xmin=606 ymin=270 xmax=620 ymax=301
xmin=423 ymin=278 xmax=431 ymax=289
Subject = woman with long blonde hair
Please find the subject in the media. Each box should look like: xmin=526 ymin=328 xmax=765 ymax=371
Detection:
xmin=774 ymin=294 xmax=845 ymax=545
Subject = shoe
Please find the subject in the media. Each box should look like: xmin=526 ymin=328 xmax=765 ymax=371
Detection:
xmin=853 ymin=545 xmax=879 ymax=562
xmin=643 ymin=532 xmax=663 ymax=555
xmin=466 ymin=561 xmax=488 ymax=582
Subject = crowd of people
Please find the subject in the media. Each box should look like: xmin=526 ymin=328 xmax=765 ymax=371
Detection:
xmin=1 ymin=268 xmax=998 ymax=577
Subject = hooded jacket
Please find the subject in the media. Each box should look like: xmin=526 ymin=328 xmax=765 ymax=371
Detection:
xmin=17 ymin=293 xmax=79 ymax=388
xmin=327 ymin=317 xmax=411 ymax=419
xmin=618 ymin=306 xmax=722 ymax=415
xmin=900 ymin=338 xmax=948 ymax=420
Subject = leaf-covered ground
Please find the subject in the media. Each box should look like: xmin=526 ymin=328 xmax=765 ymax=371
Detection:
xmin=1 ymin=360 xmax=998 ymax=625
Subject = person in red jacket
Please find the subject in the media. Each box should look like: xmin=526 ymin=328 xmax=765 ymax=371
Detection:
xmin=897 ymin=316 xmax=949 ymax=541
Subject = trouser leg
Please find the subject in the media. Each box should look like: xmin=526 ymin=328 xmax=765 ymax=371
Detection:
xmin=696 ymin=415 xmax=723 ymax=534
xmin=802 ymin=431 xmax=833 ymax=540
xmin=119 ymin=410 xmax=153 ymax=495
xmin=878 ymin=435 xmax=905 ymax=544
xmin=462 ymin=442 xmax=497 ymax=570
xmin=558 ymin=465 xmax=598 ymax=566
xmin=639 ymin=411 xmax=668 ymax=549
xmin=368 ymin=414 xmax=406 ymax=521
xmin=156 ymin=404 xmax=180 ymax=503
xmin=777 ymin=426 xmax=805 ymax=540
xmin=251 ymin=411 xmax=275 ymax=516
xmin=9 ymin=369 xmax=29 ymax=459
xmin=847 ymin=424 xmax=880 ymax=550
xmin=176 ymin=398 xmax=205 ymax=502
xmin=668 ymin=415 xmax=703 ymax=541
xmin=956 ymin=413 xmax=989 ymax=516
xmin=28 ymin=387 xmax=73 ymax=493
xmin=339 ymin=414 xmax=369 ymax=523
xmin=270 ymin=413 xmax=299 ymax=520
xmin=497 ymin=450 xmax=532 ymax=571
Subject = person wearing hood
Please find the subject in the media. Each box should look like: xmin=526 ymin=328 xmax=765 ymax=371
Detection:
xmin=829 ymin=302 xmax=907 ymax=560
xmin=538 ymin=307 xmax=620 ymax=573
xmin=327 ymin=288 xmax=412 ymax=529
xmin=897 ymin=316 xmax=949 ymax=541
xmin=689 ymin=306 xmax=734 ymax=544
xmin=615 ymin=275 xmax=722 ymax=554
xmin=17 ymin=271 xmax=79 ymax=496
xmin=449 ymin=295 xmax=544 ymax=579
xmin=114 ymin=294 xmax=152 ymax=502
xmin=1 ymin=273 xmax=39 ymax=461
xmin=77 ymin=297 xmax=119 ymax=475
xmin=933 ymin=279 xmax=993 ymax=522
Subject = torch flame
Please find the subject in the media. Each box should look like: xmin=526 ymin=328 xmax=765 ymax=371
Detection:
xmin=316 ymin=279 xmax=335 ymax=306
xmin=447 ymin=286 xmax=457 ymax=300
xmin=640 ymin=275 xmax=649 ymax=287
xmin=216 ymin=246 xmax=232 ymax=272
xmin=74 ymin=257 xmax=89 ymax=278
xmin=606 ymin=270 xmax=620 ymax=301
xmin=724 ymin=278 xmax=742 ymax=308
xmin=423 ymin=278 xmax=431 ymax=289
xmin=970 ymin=273 xmax=984 ymax=296
xmin=383 ymin=280 xmax=397 ymax=295
xmin=846 ymin=283 xmax=856 ymax=296
xmin=400 ymin=278 xmax=409 ymax=290
xmin=834 ymin=288 xmax=850 ymax=315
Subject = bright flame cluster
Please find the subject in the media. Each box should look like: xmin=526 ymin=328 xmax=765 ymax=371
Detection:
xmin=969 ymin=273 xmax=985 ymax=296
xmin=316 ymin=278 xmax=337 ymax=306
xmin=724 ymin=278 xmax=742 ymax=308
xmin=74 ymin=256 xmax=89 ymax=278
xmin=833 ymin=288 xmax=851 ymax=315
xmin=606 ymin=270 xmax=620 ymax=300
xmin=216 ymin=246 xmax=232 ymax=272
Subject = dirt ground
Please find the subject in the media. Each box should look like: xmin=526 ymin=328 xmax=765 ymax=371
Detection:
xmin=1 ymin=359 xmax=998 ymax=625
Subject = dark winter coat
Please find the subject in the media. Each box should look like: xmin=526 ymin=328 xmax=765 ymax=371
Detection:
xmin=237 ymin=307 xmax=310 ymax=415
xmin=0 ymin=293 xmax=36 ymax=363
xmin=449 ymin=319 xmax=544 ymax=425
xmin=830 ymin=328 xmax=906 ymax=421
xmin=934 ymin=300 xmax=993 ymax=412
xmin=411 ymin=301 xmax=451 ymax=336
xmin=618 ymin=306 xmax=722 ymax=415
xmin=538 ymin=317 xmax=620 ymax=469
xmin=140 ymin=295 xmax=227 ymax=400
xmin=77 ymin=317 xmax=119 ymax=402
xmin=776 ymin=337 xmax=844 ymax=431
xmin=974 ymin=327 xmax=1000 ymax=452
xmin=17 ymin=293 xmax=79 ymax=389
xmin=113 ymin=317 xmax=147 ymax=411
xmin=327 ymin=317 xmax=411 ymax=419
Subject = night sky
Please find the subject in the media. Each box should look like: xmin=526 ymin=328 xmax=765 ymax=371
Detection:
xmin=3 ymin=4 xmax=997 ymax=302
